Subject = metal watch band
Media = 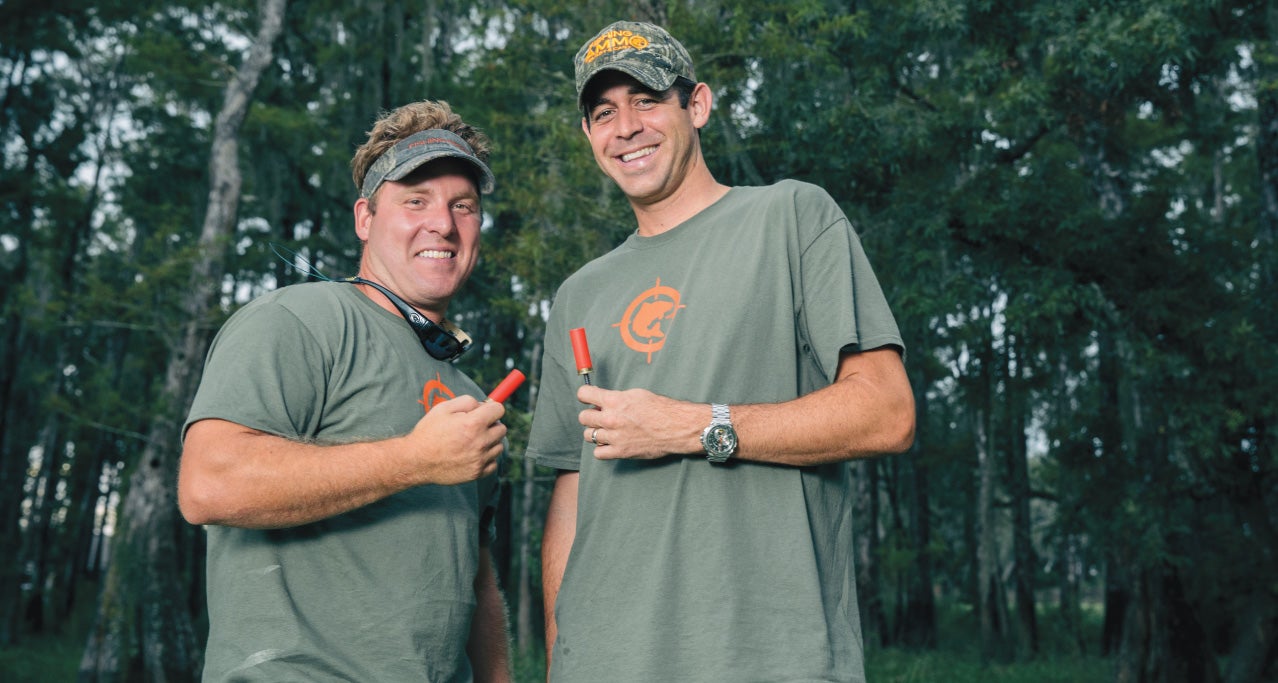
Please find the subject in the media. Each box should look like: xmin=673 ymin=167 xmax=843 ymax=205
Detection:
xmin=703 ymin=403 xmax=737 ymax=463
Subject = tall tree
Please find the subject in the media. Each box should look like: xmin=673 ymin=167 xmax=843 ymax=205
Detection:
xmin=78 ymin=1 xmax=288 ymax=679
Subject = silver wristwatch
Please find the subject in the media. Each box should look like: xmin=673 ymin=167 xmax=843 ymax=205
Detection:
xmin=700 ymin=403 xmax=738 ymax=463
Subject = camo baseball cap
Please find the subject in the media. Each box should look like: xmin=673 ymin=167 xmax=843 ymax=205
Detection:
xmin=360 ymin=128 xmax=495 ymax=199
xmin=574 ymin=21 xmax=695 ymax=108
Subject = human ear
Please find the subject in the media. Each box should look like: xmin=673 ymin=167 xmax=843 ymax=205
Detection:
xmin=689 ymin=83 xmax=713 ymax=128
xmin=353 ymin=197 xmax=373 ymax=241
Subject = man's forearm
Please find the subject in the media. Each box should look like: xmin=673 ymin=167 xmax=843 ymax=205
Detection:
xmin=179 ymin=397 xmax=506 ymax=529
xmin=468 ymin=550 xmax=512 ymax=683
xmin=579 ymin=348 xmax=915 ymax=466
xmin=541 ymin=471 xmax=579 ymax=671
xmin=731 ymin=348 xmax=915 ymax=464
xmin=178 ymin=419 xmax=418 ymax=529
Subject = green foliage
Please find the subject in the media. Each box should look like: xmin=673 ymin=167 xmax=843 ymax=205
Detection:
xmin=4 ymin=0 xmax=1277 ymax=679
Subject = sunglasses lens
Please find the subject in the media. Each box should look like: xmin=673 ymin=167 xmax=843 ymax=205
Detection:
xmin=423 ymin=333 xmax=460 ymax=361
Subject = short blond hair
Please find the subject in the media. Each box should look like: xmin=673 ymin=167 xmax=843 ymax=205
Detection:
xmin=350 ymin=100 xmax=491 ymax=198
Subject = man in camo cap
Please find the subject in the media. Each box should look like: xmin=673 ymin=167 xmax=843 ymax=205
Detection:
xmin=530 ymin=19 xmax=915 ymax=683
xmin=572 ymin=20 xmax=695 ymax=105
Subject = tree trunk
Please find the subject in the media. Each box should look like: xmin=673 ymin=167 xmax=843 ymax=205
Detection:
xmin=974 ymin=407 xmax=1001 ymax=662
xmin=899 ymin=347 xmax=935 ymax=648
xmin=853 ymin=458 xmax=888 ymax=648
xmin=0 ymin=88 xmax=41 ymax=646
xmin=1005 ymin=330 xmax=1038 ymax=654
xmin=22 ymin=409 xmax=65 ymax=634
xmin=1056 ymin=529 xmax=1084 ymax=656
xmin=1101 ymin=553 xmax=1129 ymax=658
xmin=56 ymin=429 xmax=110 ymax=626
xmin=1116 ymin=564 xmax=1221 ymax=683
xmin=1223 ymin=592 xmax=1277 ymax=683
xmin=515 ymin=338 xmax=543 ymax=653
xmin=899 ymin=451 xmax=937 ymax=649
xmin=881 ymin=452 xmax=906 ymax=644
xmin=975 ymin=325 xmax=1012 ymax=663
xmin=0 ymin=312 xmax=29 ymax=644
xmin=1228 ymin=8 xmax=1278 ymax=677
xmin=78 ymin=2 xmax=288 ymax=679
xmin=1049 ymin=347 xmax=1085 ymax=656
xmin=1256 ymin=0 xmax=1278 ymax=293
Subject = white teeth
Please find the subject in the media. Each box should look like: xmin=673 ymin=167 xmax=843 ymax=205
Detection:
xmin=416 ymin=250 xmax=454 ymax=259
xmin=621 ymin=146 xmax=656 ymax=162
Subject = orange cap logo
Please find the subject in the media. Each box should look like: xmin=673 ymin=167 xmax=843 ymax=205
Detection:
xmin=612 ymin=278 xmax=685 ymax=363
xmin=418 ymin=372 xmax=456 ymax=412
xmin=583 ymin=29 xmax=651 ymax=64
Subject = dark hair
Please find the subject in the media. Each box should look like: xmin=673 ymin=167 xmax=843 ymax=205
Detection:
xmin=670 ymin=76 xmax=697 ymax=107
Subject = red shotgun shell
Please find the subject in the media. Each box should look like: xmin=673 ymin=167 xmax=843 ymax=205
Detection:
xmin=570 ymin=327 xmax=593 ymax=375
xmin=487 ymin=369 xmax=526 ymax=404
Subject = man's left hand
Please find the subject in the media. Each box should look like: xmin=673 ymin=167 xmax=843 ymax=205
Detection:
xmin=577 ymin=385 xmax=705 ymax=460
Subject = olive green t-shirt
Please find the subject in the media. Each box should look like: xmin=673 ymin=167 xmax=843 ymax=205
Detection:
xmin=528 ymin=181 xmax=902 ymax=683
xmin=185 ymin=282 xmax=498 ymax=683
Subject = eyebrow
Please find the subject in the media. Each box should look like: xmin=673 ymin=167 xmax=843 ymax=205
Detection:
xmin=587 ymin=84 xmax=668 ymax=113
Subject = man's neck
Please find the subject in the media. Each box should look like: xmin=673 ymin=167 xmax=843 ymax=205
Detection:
xmin=352 ymin=270 xmax=446 ymax=324
xmin=632 ymin=173 xmax=730 ymax=237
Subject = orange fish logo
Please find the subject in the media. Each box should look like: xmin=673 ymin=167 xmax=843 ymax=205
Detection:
xmin=419 ymin=372 xmax=455 ymax=412
xmin=613 ymin=278 xmax=685 ymax=363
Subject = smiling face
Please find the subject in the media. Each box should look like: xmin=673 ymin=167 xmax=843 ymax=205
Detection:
xmin=581 ymin=72 xmax=713 ymax=217
xmin=353 ymin=157 xmax=482 ymax=322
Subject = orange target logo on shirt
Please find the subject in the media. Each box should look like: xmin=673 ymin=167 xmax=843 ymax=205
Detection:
xmin=613 ymin=278 xmax=686 ymax=363
xmin=419 ymin=372 xmax=455 ymax=413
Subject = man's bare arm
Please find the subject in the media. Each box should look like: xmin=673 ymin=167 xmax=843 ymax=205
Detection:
xmin=540 ymin=470 xmax=579 ymax=673
xmin=578 ymin=347 xmax=914 ymax=465
xmin=467 ymin=548 xmax=512 ymax=683
xmin=178 ymin=395 xmax=506 ymax=529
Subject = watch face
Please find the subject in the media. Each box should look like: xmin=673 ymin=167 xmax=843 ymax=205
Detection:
xmin=704 ymin=424 xmax=737 ymax=459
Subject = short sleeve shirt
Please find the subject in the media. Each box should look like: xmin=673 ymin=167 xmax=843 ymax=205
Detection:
xmin=528 ymin=181 xmax=901 ymax=682
xmin=186 ymin=282 xmax=499 ymax=683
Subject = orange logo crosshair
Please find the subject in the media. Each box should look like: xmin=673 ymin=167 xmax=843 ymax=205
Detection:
xmin=613 ymin=278 xmax=686 ymax=363
xmin=419 ymin=372 xmax=455 ymax=413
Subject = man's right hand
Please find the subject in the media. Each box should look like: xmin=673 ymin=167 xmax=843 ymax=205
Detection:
xmin=400 ymin=395 xmax=506 ymax=486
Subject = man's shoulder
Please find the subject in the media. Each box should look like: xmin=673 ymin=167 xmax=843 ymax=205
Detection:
xmin=555 ymin=241 xmax=630 ymax=294
xmin=218 ymin=282 xmax=359 ymax=340
xmin=258 ymin=280 xmax=349 ymax=304
xmin=237 ymin=281 xmax=353 ymax=318
xmin=733 ymin=178 xmax=836 ymax=205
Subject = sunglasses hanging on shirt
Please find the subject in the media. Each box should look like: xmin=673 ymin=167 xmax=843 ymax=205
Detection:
xmin=345 ymin=277 xmax=472 ymax=362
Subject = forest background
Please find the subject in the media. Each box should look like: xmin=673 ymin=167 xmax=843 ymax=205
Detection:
xmin=1 ymin=0 xmax=1275 ymax=681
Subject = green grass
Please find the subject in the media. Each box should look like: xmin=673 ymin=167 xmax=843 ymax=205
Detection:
xmin=867 ymin=649 xmax=1110 ymax=683
xmin=506 ymin=605 xmax=1113 ymax=682
xmin=0 ymin=631 xmax=82 ymax=682
xmin=5 ymin=631 xmax=1111 ymax=683
xmin=3 ymin=604 xmax=1112 ymax=682
xmin=506 ymin=649 xmax=1111 ymax=683
xmin=860 ymin=603 xmax=1111 ymax=683
xmin=513 ymin=647 xmax=548 ymax=682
